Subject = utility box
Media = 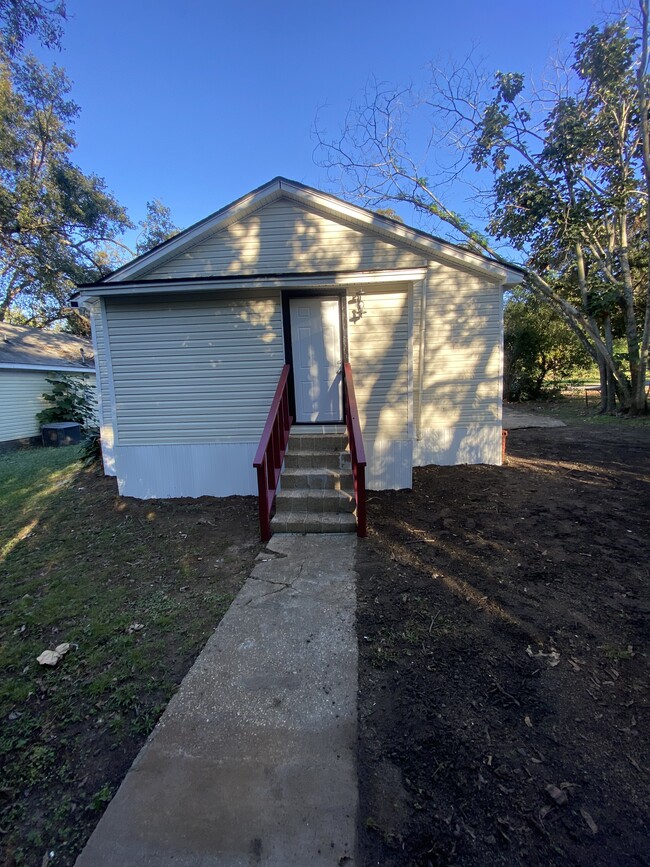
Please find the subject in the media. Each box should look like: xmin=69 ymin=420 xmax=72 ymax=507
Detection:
xmin=41 ymin=422 xmax=81 ymax=447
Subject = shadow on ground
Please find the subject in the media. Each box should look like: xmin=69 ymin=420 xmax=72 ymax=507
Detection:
xmin=356 ymin=424 xmax=649 ymax=867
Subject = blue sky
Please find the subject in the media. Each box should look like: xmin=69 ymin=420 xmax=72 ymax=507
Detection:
xmin=37 ymin=0 xmax=603 ymax=247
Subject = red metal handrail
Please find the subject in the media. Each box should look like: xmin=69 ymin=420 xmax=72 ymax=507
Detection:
xmin=343 ymin=362 xmax=367 ymax=537
xmin=253 ymin=364 xmax=292 ymax=541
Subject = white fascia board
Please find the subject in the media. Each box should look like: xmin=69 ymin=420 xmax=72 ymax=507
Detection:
xmin=104 ymin=183 xmax=285 ymax=283
xmin=76 ymin=269 xmax=429 ymax=301
xmin=0 ymin=363 xmax=96 ymax=373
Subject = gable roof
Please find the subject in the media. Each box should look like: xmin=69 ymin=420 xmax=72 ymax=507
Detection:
xmin=77 ymin=177 xmax=524 ymax=293
xmin=0 ymin=323 xmax=95 ymax=372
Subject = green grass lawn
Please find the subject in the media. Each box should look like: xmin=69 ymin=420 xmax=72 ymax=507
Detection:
xmin=0 ymin=446 xmax=261 ymax=866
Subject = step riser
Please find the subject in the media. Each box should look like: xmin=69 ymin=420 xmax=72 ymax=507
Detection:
xmin=275 ymin=495 xmax=355 ymax=514
xmin=289 ymin=434 xmax=348 ymax=451
xmin=285 ymin=452 xmax=351 ymax=470
xmin=281 ymin=471 xmax=354 ymax=491
xmin=271 ymin=515 xmax=357 ymax=534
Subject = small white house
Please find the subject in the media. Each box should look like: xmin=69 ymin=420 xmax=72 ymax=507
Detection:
xmin=73 ymin=178 xmax=522 ymax=498
xmin=0 ymin=323 xmax=96 ymax=450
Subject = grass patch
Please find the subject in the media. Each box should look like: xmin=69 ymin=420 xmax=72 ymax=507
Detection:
xmin=519 ymin=392 xmax=650 ymax=426
xmin=0 ymin=446 xmax=261 ymax=866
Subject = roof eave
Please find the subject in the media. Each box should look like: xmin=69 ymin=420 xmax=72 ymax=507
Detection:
xmin=0 ymin=362 xmax=96 ymax=373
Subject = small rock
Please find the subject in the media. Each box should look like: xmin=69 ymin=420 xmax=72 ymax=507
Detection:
xmin=37 ymin=643 xmax=73 ymax=666
xmin=37 ymin=650 xmax=61 ymax=666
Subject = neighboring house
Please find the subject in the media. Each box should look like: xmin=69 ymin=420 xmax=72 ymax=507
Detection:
xmin=73 ymin=177 xmax=523 ymax=498
xmin=0 ymin=323 xmax=96 ymax=450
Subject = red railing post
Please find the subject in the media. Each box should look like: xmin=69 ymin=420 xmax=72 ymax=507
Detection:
xmin=253 ymin=365 xmax=293 ymax=542
xmin=343 ymin=363 xmax=367 ymax=538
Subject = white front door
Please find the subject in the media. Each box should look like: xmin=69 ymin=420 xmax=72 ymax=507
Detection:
xmin=289 ymin=296 xmax=343 ymax=423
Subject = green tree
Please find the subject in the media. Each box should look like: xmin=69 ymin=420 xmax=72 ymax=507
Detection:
xmin=0 ymin=52 xmax=131 ymax=329
xmin=317 ymin=6 xmax=650 ymax=414
xmin=135 ymin=198 xmax=180 ymax=256
xmin=0 ymin=0 xmax=66 ymax=56
xmin=504 ymin=288 xmax=591 ymax=400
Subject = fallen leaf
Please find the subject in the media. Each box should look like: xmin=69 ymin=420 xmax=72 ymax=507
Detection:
xmin=127 ymin=623 xmax=144 ymax=634
xmin=580 ymin=807 xmax=598 ymax=835
xmin=54 ymin=643 xmax=71 ymax=656
xmin=524 ymin=715 xmax=533 ymax=728
xmin=539 ymin=804 xmax=553 ymax=821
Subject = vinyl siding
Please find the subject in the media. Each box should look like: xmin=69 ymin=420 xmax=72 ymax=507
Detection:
xmin=0 ymin=370 xmax=49 ymax=441
xmin=143 ymin=199 xmax=425 ymax=280
xmin=420 ymin=264 xmax=502 ymax=429
xmin=104 ymin=292 xmax=284 ymax=445
xmin=414 ymin=262 xmax=503 ymax=467
xmin=346 ymin=285 xmax=410 ymax=440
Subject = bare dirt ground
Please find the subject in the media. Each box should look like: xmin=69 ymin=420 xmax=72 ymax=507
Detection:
xmin=356 ymin=424 xmax=649 ymax=866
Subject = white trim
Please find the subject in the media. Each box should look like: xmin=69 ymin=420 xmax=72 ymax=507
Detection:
xmin=99 ymin=298 xmax=120 ymax=448
xmin=77 ymin=268 xmax=429 ymax=302
xmin=416 ymin=274 xmax=428 ymax=440
xmin=0 ymin=362 xmax=95 ymax=373
xmin=498 ymin=283 xmax=504 ymax=461
xmin=87 ymin=302 xmax=102 ymax=428
xmin=407 ymin=285 xmax=414 ymax=441
xmin=97 ymin=179 xmax=523 ymax=286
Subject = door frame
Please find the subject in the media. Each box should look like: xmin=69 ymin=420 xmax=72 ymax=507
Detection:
xmin=282 ymin=289 xmax=348 ymax=425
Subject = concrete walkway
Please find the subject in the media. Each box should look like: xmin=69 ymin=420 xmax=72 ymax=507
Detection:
xmin=503 ymin=406 xmax=566 ymax=429
xmin=76 ymin=535 xmax=358 ymax=867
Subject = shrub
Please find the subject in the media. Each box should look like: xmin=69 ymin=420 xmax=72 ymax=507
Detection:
xmin=37 ymin=374 xmax=96 ymax=428
xmin=80 ymin=425 xmax=102 ymax=466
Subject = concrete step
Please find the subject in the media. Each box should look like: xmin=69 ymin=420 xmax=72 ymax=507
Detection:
xmin=275 ymin=488 xmax=355 ymax=514
xmin=284 ymin=450 xmax=352 ymax=471
xmin=270 ymin=511 xmax=357 ymax=534
xmin=288 ymin=433 xmax=348 ymax=452
xmin=280 ymin=467 xmax=354 ymax=491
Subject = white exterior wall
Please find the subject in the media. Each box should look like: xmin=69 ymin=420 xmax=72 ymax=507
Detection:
xmin=0 ymin=368 xmax=96 ymax=445
xmin=143 ymin=199 xmax=425 ymax=280
xmin=0 ymin=369 xmax=49 ymax=442
xmin=414 ymin=263 xmax=503 ymax=467
xmin=103 ymin=291 xmax=284 ymax=498
xmin=346 ymin=284 xmax=413 ymax=489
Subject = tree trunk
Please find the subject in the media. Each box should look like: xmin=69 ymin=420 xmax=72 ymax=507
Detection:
xmin=603 ymin=314 xmax=617 ymax=414
xmin=618 ymin=219 xmax=642 ymax=412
